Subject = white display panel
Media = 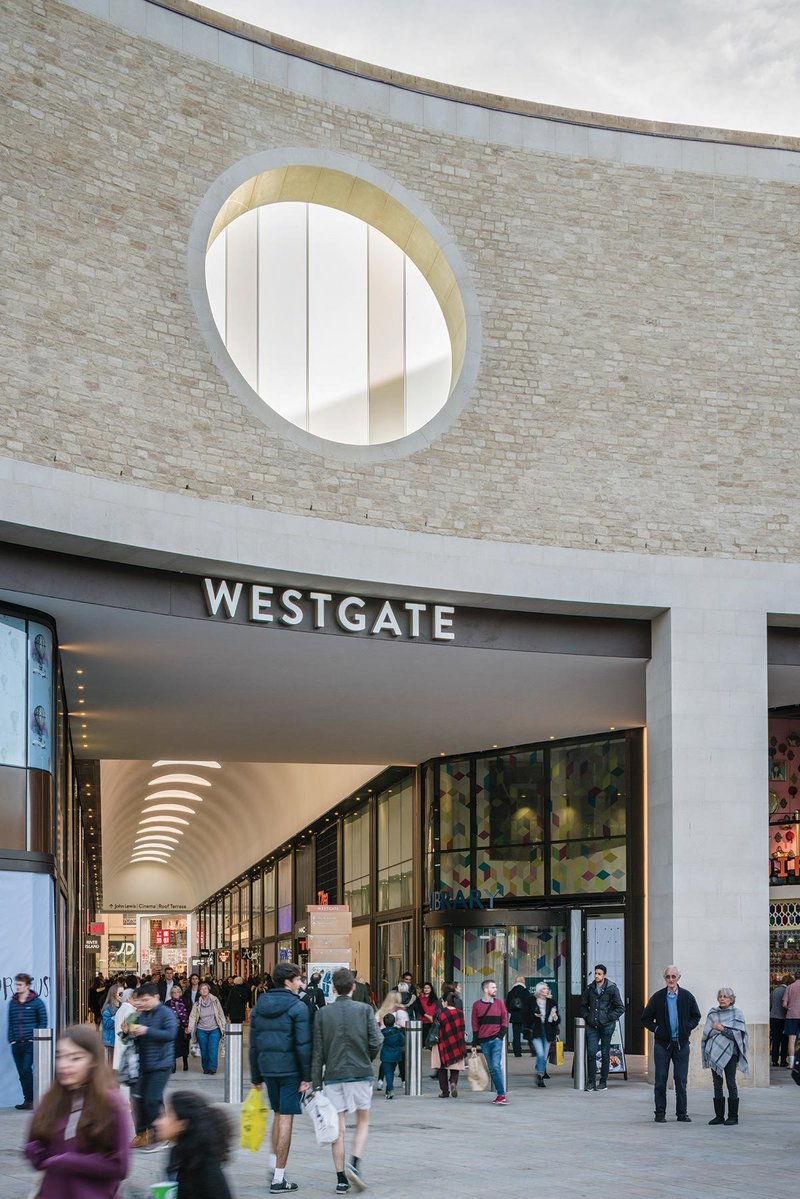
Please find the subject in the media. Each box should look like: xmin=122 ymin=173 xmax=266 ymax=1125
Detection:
xmin=0 ymin=872 xmax=55 ymax=1107
xmin=0 ymin=616 xmax=26 ymax=768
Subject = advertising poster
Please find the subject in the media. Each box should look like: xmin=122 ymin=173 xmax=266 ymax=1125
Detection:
xmin=0 ymin=872 xmax=55 ymax=1107
xmin=0 ymin=615 xmax=26 ymax=768
xmin=596 ymin=1021 xmax=627 ymax=1078
xmin=308 ymin=962 xmax=352 ymax=1004
xmin=27 ymin=622 xmax=54 ymax=774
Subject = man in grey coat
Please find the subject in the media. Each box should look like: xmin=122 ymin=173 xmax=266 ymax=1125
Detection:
xmin=312 ymin=968 xmax=382 ymax=1194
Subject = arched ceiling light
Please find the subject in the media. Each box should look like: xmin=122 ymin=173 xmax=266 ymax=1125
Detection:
xmin=141 ymin=804 xmax=195 ymax=815
xmin=144 ymin=790 xmax=204 ymax=803
xmin=130 ymin=857 xmax=170 ymax=865
xmin=134 ymin=842 xmax=177 ymax=852
xmin=133 ymin=824 xmax=184 ymax=836
xmin=135 ymin=835 xmax=179 ymax=845
xmin=152 ymin=760 xmax=221 ymax=768
xmin=131 ymin=850 xmax=170 ymax=859
xmin=139 ymin=815 xmax=189 ymax=827
xmin=149 ymin=774 xmax=212 ymax=787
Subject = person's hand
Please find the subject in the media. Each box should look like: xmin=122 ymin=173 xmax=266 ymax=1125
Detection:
xmin=251 ymin=1082 xmax=263 ymax=1091
xmin=712 ymin=1022 xmax=725 ymax=1032
xmin=299 ymin=1080 xmax=311 ymax=1093
xmin=130 ymin=1024 xmax=147 ymax=1037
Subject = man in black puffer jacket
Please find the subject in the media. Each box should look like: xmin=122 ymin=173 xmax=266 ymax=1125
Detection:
xmin=580 ymin=964 xmax=625 ymax=1091
xmin=249 ymin=962 xmax=312 ymax=1195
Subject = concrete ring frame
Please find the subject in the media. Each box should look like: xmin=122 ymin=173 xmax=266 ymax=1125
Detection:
xmin=187 ymin=147 xmax=482 ymax=463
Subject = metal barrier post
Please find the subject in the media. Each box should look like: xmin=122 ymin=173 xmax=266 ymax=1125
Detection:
xmin=223 ymin=1023 xmax=243 ymax=1104
xmin=405 ymin=1020 xmax=423 ymax=1096
xmin=573 ymin=1017 xmax=586 ymax=1091
xmin=33 ymin=1027 xmax=53 ymax=1107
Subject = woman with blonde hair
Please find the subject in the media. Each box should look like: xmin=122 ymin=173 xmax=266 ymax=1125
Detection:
xmin=24 ymin=1024 xmax=130 ymax=1198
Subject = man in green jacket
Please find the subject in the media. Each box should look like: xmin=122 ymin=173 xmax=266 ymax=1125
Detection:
xmin=312 ymin=968 xmax=382 ymax=1194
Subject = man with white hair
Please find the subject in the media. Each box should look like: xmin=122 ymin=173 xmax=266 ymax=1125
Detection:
xmin=641 ymin=966 xmax=701 ymax=1123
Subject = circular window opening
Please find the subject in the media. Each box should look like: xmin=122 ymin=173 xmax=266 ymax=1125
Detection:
xmin=204 ymin=167 xmax=466 ymax=446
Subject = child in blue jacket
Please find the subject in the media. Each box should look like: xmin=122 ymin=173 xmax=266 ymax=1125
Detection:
xmin=379 ymin=1013 xmax=405 ymax=1098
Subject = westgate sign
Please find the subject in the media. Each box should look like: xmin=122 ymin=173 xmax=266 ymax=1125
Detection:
xmin=203 ymin=578 xmax=456 ymax=642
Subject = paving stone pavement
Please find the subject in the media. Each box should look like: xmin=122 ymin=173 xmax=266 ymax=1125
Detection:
xmin=0 ymin=1052 xmax=794 ymax=1199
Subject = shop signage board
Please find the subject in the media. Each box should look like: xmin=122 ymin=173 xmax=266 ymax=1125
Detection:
xmin=203 ymin=579 xmax=456 ymax=643
xmin=429 ymin=888 xmax=498 ymax=911
xmin=84 ymin=936 xmax=101 ymax=953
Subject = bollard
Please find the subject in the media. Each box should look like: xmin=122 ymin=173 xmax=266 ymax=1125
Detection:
xmin=573 ymin=1017 xmax=586 ymax=1091
xmin=33 ymin=1027 xmax=53 ymax=1108
xmin=223 ymin=1023 xmax=243 ymax=1104
xmin=405 ymin=1020 xmax=423 ymax=1096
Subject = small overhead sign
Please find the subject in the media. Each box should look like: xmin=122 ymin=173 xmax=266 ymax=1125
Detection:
xmin=84 ymin=936 xmax=101 ymax=952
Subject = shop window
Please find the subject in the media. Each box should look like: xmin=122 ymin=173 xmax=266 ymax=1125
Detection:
xmin=377 ymin=776 xmax=414 ymax=912
xmin=437 ymin=850 xmax=472 ymax=893
xmin=239 ymin=881 xmax=250 ymax=923
xmin=550 ymin=837 xmax=627 ymax=894
xmin=550 ymin=739 xmax=627 ymax=840
xmin=377 ymin=918 xmax=413 ymax=997
xmin=438 ymin=760 xmax=471 ymax=851
xmin=277 ymin=855 xmax=292 ymax=935
xmin=263 ymin=866 xmax=276 ymax=939
xmin=344 ymin=806 xmax=371 ymax=918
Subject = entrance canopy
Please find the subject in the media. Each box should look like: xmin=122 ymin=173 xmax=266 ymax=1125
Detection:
xmin=0 ymin=543 xmax=668 ymax=906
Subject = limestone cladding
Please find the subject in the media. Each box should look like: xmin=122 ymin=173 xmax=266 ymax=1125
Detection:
xmin=3 ymin=0 xmax=799 ymax=561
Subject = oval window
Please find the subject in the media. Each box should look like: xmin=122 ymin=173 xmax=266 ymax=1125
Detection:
xmin=204 ymin=169 xmax=465 ymax=446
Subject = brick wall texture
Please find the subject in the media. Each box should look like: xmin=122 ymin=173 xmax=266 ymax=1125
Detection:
xmin=3 ymin=1 xmax=799 ymax=560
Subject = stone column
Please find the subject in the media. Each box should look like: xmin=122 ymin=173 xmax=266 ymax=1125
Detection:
xmin=646 ymin=607 xmax=769 ymax=1088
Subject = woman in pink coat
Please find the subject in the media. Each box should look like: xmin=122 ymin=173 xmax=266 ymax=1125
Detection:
xmin=24 ymin=1024 xmax=131 ymax=1199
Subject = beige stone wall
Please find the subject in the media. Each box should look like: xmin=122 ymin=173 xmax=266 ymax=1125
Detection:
xmin=3 ymin=0 xmax=799 ymax=560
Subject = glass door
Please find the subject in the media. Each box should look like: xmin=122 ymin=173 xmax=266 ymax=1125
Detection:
xmin=451 ymin=923 xmax=567 ymax=1017
xmin=377 ymin=919 xmax=413 ymax=1001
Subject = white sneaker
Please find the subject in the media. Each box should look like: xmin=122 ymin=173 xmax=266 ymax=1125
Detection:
xmin=375 ymin=1080 xmax=384 ymax=1091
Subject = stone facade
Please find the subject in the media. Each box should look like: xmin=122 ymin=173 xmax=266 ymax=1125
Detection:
xmin=3 ymin=0 xmax=799 ymax=560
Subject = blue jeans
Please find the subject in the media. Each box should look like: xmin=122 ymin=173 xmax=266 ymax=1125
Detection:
xmin=586 ymin=1023 xmax=615 ymax=1086
xmin=532 ymin=1037 xmax=548 ymax=1076
xmin=11 ymin=1041 xmax=33 ymax=1103
xmin=654 ymin=1040 xmax=690 ymax=1117
xmin=196 ymin=1027 xmax=221 ymax=1072
xmin=481 ymin=1037 xmax=505 ymax=1096
xmin=383 ymin=1062 xmax=397 ymax=1094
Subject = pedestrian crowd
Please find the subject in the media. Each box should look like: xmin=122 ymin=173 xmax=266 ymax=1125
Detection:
xmin=5 ymin=957 xmax=774 ymax=1197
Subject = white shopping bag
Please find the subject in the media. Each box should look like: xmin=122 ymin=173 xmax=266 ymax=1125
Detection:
xmin=303 ymin=1091 xmax=340 ymax=1145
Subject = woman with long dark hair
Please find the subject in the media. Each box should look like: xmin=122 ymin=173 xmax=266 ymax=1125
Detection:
xmin=24 ymin=1024 xmax=130 ymax=1198
xmin=154 ymin=1090 xmax=234 ymax=1199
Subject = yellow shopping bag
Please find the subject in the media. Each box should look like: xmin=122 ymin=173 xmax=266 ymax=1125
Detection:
xmin=240 ymin=1087 xmax=269 ymax=1153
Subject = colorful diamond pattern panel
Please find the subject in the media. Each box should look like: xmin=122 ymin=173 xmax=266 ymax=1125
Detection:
xmin=438 ymin=759 xmax=471 ymax=851
xmin=551 ymin=738 xmax=626 ymax=841
xmin=438 ymin=850 xmax=472 ymax=893
xmin=475 ymin=750 xmax=545 ymax=848
xmin=551 ymin=837 xmax=627 ymax=894
xmin=476 ymin=846 xmax=545 ymax=898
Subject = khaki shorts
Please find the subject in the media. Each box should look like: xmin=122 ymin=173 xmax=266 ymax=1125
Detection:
xmin=324 ymin=1080 xmax=373 ymax=1113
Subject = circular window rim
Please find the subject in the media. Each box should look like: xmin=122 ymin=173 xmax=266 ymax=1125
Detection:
xmin=187 ymin=148 xmax=482 ymax=463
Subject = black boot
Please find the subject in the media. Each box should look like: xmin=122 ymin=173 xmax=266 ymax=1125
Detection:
xmin=724 ymin=1097 xmax=739 ymax=1125
xmin=708 ymin=1098 xmax=725 ymax=1125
